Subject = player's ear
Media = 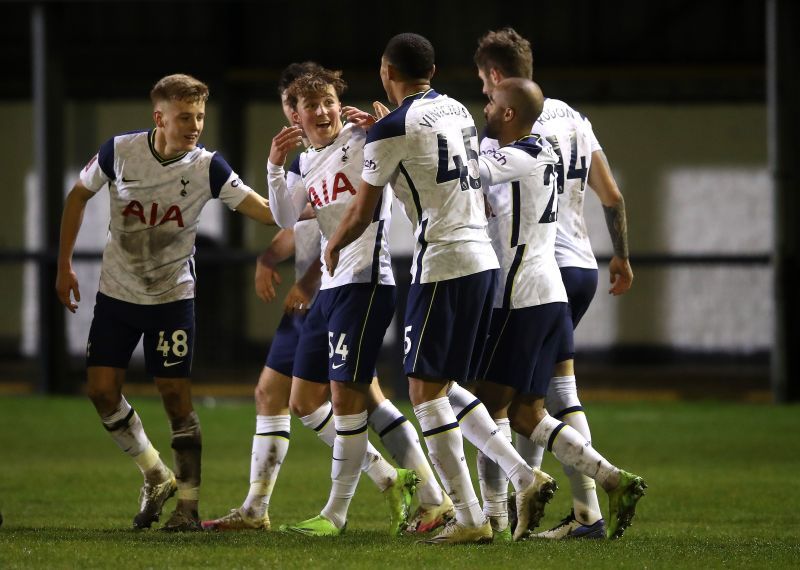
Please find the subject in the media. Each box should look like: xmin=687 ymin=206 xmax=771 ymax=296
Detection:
xmin=428 ymin=64 xmax=436 ymax=81
xmin=291 ymin=110 xmax=301 ymax=125
xmin=490 ymin=68 xmax=502 ymax=84
xmin=153 ymin=109 xmax=164 ymax=128
xmin=504 ymin=106 xmax=516 ymax=123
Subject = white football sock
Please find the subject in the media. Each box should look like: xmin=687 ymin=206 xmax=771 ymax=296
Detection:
xmin=478 ymin=418 xmax=511 ymax=529
xmin=369 ymin=399 xmax=443 ymax=506
xmin=242 ymin=415 xmax=290 ymax=516
xmin=320 ymin=412 xmax=368 ymax=529
xmin=530 ymin=413 xmax=618 ymax=489
xmin=300 ymin=401 xmax=396 ymax=491
xmin=515 ymin=433 xmax=545 ymax=468
xmin=414 ymin=397 xmax=484 ymax=527
xmin=547 ymin=375 xmax=602 ymax=525
xmin=101 ymin=396 xmax=170 ymax=484
xmin=447 ymin=382 xmax=533 ymax=492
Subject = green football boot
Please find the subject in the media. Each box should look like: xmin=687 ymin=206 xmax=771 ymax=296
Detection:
xmin=279 ymin=515 xmax=344 ymax=537
xmin=383 ymin=468 xmax=419 ymax=537
xmin=606 ymin=470 xmax=647 ymax=539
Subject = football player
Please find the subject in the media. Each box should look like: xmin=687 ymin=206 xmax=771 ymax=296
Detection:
xmin=55 ymin=74 xmax=274 ymax=531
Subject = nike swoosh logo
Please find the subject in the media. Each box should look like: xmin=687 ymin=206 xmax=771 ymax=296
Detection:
xmin=301 ymin=172 xmax=308 ymax=178
xmin=332 ymin=362 xmax=346 ymax=369
xmin=121 ymin=177 xmax=140 ymax=182
xmin=163 ymin=360 xmax=184 ymax=368
xmin=333 ymin=457 xmax=346 ymax=461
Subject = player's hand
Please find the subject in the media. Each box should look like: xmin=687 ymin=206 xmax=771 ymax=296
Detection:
xmin=608 ymin=255 xmax=633 ymax=296
xmin=373 ymin=101 xmax=391 ymax=119
xmin=254 ymin=256 xmax=282 ymax=303
xmin=269 ymin=126 xmax=304 ymax=166
xmin=283 ymin=282 xmax=313 ymax=316
xmin=324 ymin=244 xmax=340 ymax=277
xmin=55 ymin=266 xmax=81 ymax=313
xmin=342 ymin=106 xmax=377 ymax=129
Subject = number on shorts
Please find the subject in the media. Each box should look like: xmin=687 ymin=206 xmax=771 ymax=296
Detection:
xmin=157 ymin=330 xmax=188 ymax=358
xmin=328 ymin=332 xmax=349 ymax=361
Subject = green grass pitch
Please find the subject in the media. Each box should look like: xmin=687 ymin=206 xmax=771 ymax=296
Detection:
xmin=1 ymin=396 xmax=799 ymax=568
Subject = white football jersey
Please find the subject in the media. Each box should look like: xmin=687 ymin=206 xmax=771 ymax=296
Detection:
xmin=268 ymin=122 xmax=394 ymax=290
xmin=481 ymin=98 xmax=602 ymax=269
xmin=479 ymin=135 xmax=567 ymax=309
xmin=362 ymin=90 xmax=498 ymax=284
xmin=80 ymin=129 xmax=253 ymax=304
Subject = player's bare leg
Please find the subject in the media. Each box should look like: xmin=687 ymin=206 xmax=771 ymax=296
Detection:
xmin=409 ymin=377 xmax=491 ymax=544
xmin=87 ymin=366 xmax=176 ymax=529
xmin=510 ymin=396 xmax=647 ymax=540
xmin=156 ymin=377 xmax=202 ymax=531
xmin=366 ymin=378 xmax=450 ymax=533
xmin=202 ymin=367 xmax=290 ymax=531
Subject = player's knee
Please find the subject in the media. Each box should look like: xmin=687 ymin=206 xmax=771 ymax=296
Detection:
xmin=86 ymin=383 xmax=120 ymax=413
xmin=289 ymin=397 xmax=318 ymax=418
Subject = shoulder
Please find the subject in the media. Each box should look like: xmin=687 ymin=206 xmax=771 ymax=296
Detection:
xmin=508 ymin=134 xmax=547 ymax=159
xmin=97 ymin=129 xmax=150 ymax=179
xmin=366 ymin=104 xmax=411 ymax=144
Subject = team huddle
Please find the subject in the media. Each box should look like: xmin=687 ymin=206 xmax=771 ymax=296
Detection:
xmin=55 ymin=29 xmax=646 ymax=544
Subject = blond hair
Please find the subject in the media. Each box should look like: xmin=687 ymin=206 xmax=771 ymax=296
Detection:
xmin=150 ymin=74 xmax=209 ymax=105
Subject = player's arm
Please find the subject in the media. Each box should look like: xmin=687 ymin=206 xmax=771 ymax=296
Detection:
xmin=588 ymin=149 xmax=633 ymax=295
xmin=254 ymin=228 xmax=296 ymax=303
xmin=55 ymin=182 xmax=95 ymax=313
xmin=284 ymin=258 xmax=322 ymax=315
xmin=324 ymin=180 xmax=384 ymax=276
xmin=235 ymin=192 xmax=275 ymax=225
xmin=267 ymin=126 xmax=307 ymax=228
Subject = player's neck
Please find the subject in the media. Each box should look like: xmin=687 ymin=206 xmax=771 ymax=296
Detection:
xmin=498 ymin=127 xmax=529 ymax=147
xmin=153 ymin=128 xmax=186 ymax=160
xmin=395 ymin=82 xmax=430 ymax=104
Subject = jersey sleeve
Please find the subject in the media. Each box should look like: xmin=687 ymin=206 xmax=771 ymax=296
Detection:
xmin=79 ymin=137 xmax=116 ymax=192
xmin=267 ymin=155 xmax=309 ymax=229
xmin=362 ymin=110 xmax=407 ymax=187
xmin=582 ymin=116 xmax=602 ymax=153
xmin=209 ymin=153 xmax=253 ymax=209
xmin=478 ymin=147 xmax=536 ymax=186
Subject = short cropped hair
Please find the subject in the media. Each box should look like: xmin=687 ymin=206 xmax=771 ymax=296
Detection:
xmin=278 ymin=61 xmax=324 ymax=96
xmin=285 ymin=67 xmax=347 ymax=110
xmin=474 ymin=28 xmax=533 ymax=79
xmin=383 ymin=33 xmax=435 ymax=80
xmin=150 ymin=74 xmax=209 ymax=105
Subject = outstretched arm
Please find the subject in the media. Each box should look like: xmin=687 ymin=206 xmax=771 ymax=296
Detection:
xmin=324 ymin=180 xmax=383 ymax=276
xmin=588 ymin=149 xmax=633 ymax=295
xmin=236 ymin=192 xmax=275 ymax=225
xmin=56 ymin=182 xmax=95 ymax=312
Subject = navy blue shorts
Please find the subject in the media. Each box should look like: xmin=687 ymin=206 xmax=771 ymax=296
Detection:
xmin=87 ymin=292 xmax=195 ymax=378
xmin=557 ymin=267 xmax=598 ymax=362
xmin=479 ymin=302 xmax=567 ymax=396
xmin=265 ymin=312 xmax=306 ymax=377
xmin=403 ymin=270 xmax=496 ymax=383
xmin=293 ymin=283 xmax=395 ymax=384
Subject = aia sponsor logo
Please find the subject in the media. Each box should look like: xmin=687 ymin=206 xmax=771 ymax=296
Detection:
xmin=308 ymin=172 xmax=356 ymax=208
xmin=122 ymin=201 xmax=184 ymax=227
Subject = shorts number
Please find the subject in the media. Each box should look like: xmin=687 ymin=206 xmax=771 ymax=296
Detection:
xmin=403 ymin=326 xmax=412 ymax=357
xmin=328 ymin=332 xmax=349 ymax=361
xmin=157 ymin=330 xmax=189 ymax=358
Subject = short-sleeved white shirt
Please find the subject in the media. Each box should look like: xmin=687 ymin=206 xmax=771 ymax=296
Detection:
xmin=479 ymin=135 xmax=567 ymax=309
xmin=362 ymin=90 xmax=498 ymax=284
xmin=80 ymin=129 xmax=253 ymax=304
xmin=481 ymin=98 xmax=602 ymax=269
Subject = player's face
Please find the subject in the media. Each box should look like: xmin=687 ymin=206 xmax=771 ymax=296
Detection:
xmin=483 ymin=93 xmax=503 ymax=139
xmin=478 ymin=67 xmax=496 ymax=98
xmin=292 ymin=85 xmax=342 ymax=148
xmin=380 ymin=56 xmax=395 ymax=105
xmin=281 ymin=91 xmax=295 ymax=125
xmin=155 ymin=99 xmax=205 ymax=156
